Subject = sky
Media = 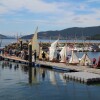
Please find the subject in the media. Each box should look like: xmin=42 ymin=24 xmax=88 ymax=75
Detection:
xmin=0 ymin=0 xmax=100 ymax=36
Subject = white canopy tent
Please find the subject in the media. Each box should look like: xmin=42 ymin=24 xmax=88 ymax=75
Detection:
xmin=69 ymin=50 xmax=79 ymax=65
xmin=49 ymin=39 xmax=59 ymax=61
xmin=31 ymin=27 xmax=39 ymax=56
xmin=60 ymin=45 xmax=67 ymax=63
xmin=80 ymin=53 xmax=91 ymax=66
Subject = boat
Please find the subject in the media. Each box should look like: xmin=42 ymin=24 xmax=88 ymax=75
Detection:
xmin=31 ymin=27 xmax=40 ymax=56
xmin=80 ymin=53 xmax=92 ymax=66
xmin=60 ymin=45 xmax=67 ymax=63
xmin=49 ymin=39 xmax=59 ymax=61
xmin=69 ymin=50 xmax=79 ymax=65
xmin=0 ymin=38 xmax=2 ymax=47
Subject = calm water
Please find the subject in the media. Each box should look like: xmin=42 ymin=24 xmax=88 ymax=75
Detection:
xmin=0 ymin=61 xmax=100 ymax=100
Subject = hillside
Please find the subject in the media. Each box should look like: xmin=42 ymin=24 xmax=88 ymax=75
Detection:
xmin=21 ymin=26 xmax=100 ymax=40
xmin=0 ymin=34 xmax=14 ymax=39
xmin=89 ymin=34 xmax=100 ymax=40
xmin=0 ymin=34 xmax=8 ymax=39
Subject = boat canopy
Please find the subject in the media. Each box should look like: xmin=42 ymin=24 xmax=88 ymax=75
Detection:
xmin=69 ymin=50 xmax=79 ymax=64
xmin=80 ymin=53 xmax=91 ymax=66
xmin=49 ymin=39 xmax=59 ymax=61
xmin=60 ymin=45 xmax=67 ymax=63
xmin=31 ymin=27 xmax=39 ymax=56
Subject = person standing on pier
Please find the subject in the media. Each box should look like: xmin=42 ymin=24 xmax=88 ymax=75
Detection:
xmin=56 ymin=51 xmax=60 ymax=62
xmin=9 ymin=48 xmax=12 ymax=56
xmin=21 ymin=49 xmax=25 ymax=59
xmin=66 ymin=56 xmax=69 ymax=63
xmin=94 ymin=57 xmax=100 ymax=68
xmin=42 ymin=51 xmax=46 ymax=61
xmin=1 ymin=48 xmax=4 ymax=56
xmin=93 ymin=58 xmax=96 ymax=66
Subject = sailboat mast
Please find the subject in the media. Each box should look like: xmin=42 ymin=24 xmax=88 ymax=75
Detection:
xmin=82 ymin=30 xmax=85 ymax=49
xmin=0 ymin=36 xmax=2 ymax=47
xmin=17 ymin=33 xmax=19 ymax=43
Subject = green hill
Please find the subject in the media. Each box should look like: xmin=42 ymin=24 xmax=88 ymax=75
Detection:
xmin=0 ymin=34 xmax=14 ymax=39
xmin=0 ymin=34 xmax=8 ymax=39
xmin=90 ymin=34 xmax=100 ymax=40
xmin=21 ymin=26 xmax=100 ymax=40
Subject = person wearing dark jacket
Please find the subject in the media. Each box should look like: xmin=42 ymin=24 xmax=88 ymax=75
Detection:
xmin=42 ymin=51 xmax=46 ymax=61
xmin=34 ymin=50 xmax=37 ymax=62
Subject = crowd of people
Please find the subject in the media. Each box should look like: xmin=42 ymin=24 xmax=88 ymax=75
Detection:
xmin=0 ymin=46 xmax=100 ymax=68
xmin=1 ymin=47 xmax=28 ymax=60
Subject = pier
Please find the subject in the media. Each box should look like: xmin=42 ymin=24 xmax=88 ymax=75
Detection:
xmin=37 ymin=60 xmax=100 ymax=74
xmin=0 ymin=55 xmax=29 ymax=64
xmin=1 ymin=55 xmax=100 ymax=74
xmin=64 ymin=72 xmax=100 ymax=83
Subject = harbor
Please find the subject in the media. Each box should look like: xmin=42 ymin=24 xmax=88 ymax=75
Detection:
xmin=0 ymin=34 xmax=100 ymax=100
xmin=1 ymin=0 xmax=100 ymax=100
xmin=0 ymin=29 xmax=100 ymax=85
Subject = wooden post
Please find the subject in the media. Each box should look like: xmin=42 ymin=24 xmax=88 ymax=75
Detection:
xmin=28 ymin=43 xmax=32 ymax=84
xmin=28 ymin=43 xmax=32 ymax=64
xmin=20 ymin=40 xmax=23 ymax=50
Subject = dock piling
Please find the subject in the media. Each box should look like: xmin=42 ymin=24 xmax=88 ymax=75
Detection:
xmin=20 ymin=40 xmax=23 ymax=50
xmin=28 ymin=43 xmax=32 ymax=84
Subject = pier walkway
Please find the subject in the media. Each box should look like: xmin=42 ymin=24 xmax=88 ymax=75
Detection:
xmin=1 ymin=55 xmax=100 ymax=74
xmin=0 ymin=55 xmax=29 ymax=64
xmin=37 ymin=61 xmax=100 ymax=74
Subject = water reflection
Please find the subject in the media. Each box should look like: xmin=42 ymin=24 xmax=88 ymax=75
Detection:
xmin=29 ymin=66 xmax=32 ymax=84
xmin=0 ymin=61 xmax=20 ymax=71
xmin=59 ymin=73 xmax=67 ymax=84
xmin=14 ymin=64 xmax=19 ymax=70
xmin=29 ymin=67 xmax=41 ymax=84
xmin=1 ymin=61 xmax=9 ymax=68
xmin=49 ymin=71 xmax=57 ymax=85
xmin=28 ymin=66 xmax=67 ymax=86
xmin=1 ymin=61 xmax=100 ymax=100
xmin=9 ymin=63 xmax=12 ymax=69
xmin=1 ymin=61 xmax=13 ymax=70
xmin=42 ymin=69 xmax=45 ymax=80
xmin=21 ymin=64 xmax=28 ymax=73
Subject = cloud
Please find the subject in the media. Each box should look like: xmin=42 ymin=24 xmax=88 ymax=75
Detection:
xmin=0 ymin=0 xmax=70 ymax=14
xmin=0 ymin=5 xmax=8 ymax=14
xmin=86 ymin=0 xmax=100 ymax=3
xmin=0 ymin=0 xmax=100 ymax=35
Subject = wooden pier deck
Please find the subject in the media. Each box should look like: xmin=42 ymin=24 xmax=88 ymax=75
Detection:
xmin=0 ymin=55 xmax=29 ymax=64
xmin=1 ymin=55 xmax=100 ymax=74
xmin=37 ymin=61 xmax=100 ymax=74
